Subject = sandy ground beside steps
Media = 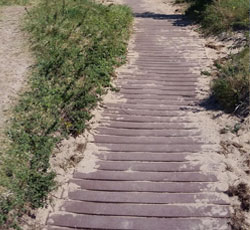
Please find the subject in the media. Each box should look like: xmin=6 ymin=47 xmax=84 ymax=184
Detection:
xmin=0 ymin=6 xmax=33 ymax=147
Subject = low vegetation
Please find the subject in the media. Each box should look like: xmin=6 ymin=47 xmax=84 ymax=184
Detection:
xmin=0 ymin=0 xmax=28 ymax=5
xmin=0 ymin=0 xmax=132 ymax=228
xmin=212 ymin=47 xmax=249 ymax=115
xmin=176 ymin=0 xmax=249 ymax=115
xmin=176 ymin=0 xmax=249 ymax=35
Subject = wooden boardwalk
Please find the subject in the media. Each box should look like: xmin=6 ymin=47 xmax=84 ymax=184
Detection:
xmin=46 ymin=0 xmax=230 ymax=229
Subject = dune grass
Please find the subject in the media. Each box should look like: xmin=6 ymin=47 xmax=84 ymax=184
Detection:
xmin=212 ymin=47 xmax=249 ymax=115
xmin=175 ymin=0 xmax=249 ymax=115
xmin=176 ymin=0 xmax=249 ymax=35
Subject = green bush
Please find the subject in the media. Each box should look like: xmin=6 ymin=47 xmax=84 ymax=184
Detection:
xmin=212 ymin=47 xmax=249 ymax=115
xmin=176 ymin=0 xmax=249 ymax=35
xmin=0 ymin=0 xmax=132 ymax=228
xmin=201 ymin=0 xmax=249 ymax=34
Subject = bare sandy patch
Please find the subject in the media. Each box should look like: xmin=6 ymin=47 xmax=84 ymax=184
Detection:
xmin=0 ymin=6 xmax=33 ymax=148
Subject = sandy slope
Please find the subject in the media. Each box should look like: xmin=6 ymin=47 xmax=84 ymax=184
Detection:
xmin=0 ymin=6 xmax=32 ymax=145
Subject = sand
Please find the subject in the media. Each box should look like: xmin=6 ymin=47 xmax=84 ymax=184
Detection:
xmin=0 ymin=6 xmax=33 ymax=149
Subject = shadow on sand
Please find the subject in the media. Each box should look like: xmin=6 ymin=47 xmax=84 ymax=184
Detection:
xmin=134 ymin=11 xmax=192 ymax=27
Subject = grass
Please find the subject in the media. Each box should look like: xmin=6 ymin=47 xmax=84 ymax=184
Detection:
xmin=175 ymin=0 xmax=249 ymax=115
xmin=199 ymin=0 xmax=248 ymax=35
xmin=0 ymin=0 xmax=132 ymax=228
xmin=212 ymin=47 xmax=249 ymax=115
xmin=176 ymin=0 xmax=249 ymax=35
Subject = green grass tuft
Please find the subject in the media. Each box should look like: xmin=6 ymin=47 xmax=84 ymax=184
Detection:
xmin=200 ymin=0 xmax=249 ymax=34
xmin=176 ymin=0 xmax=249 ymax=35
xmin=175 ymin=0 xmax=249 ymax=116
xmin=212 ymin=47 xmax=249 ymax=115
xmin=0 ymin=0 xmax=132 ymax=228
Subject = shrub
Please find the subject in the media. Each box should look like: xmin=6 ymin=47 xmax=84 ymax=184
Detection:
xmin=176 ymin=0 xmax=249 ymax=35
xmin=201 ymin=0 xmax=249 ymax=34
xmin=212 ymin=47 xmax=249 ymax=115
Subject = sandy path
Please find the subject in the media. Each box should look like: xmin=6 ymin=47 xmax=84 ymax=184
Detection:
xmin=0 ymin=6 xmax=32 ymax=142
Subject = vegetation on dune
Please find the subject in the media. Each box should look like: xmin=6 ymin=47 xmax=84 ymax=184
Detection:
xmin=200 ymin=0 xmax=249 ymax=35
xmin=0 ymin=0 xmax=29 ymax=5
xmin=0 ymin=0 xmax=132 ymax=228
xmin=176 ymin=0 xmax=249 ymax=35
xmin=212 ymin=47 xmax=249 ymax=115
xmin=176 ymin=0 xmax=249 ymax=115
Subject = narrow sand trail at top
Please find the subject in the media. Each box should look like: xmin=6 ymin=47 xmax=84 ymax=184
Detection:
xmin=0 ymin=6 xmax=32 ymax=142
